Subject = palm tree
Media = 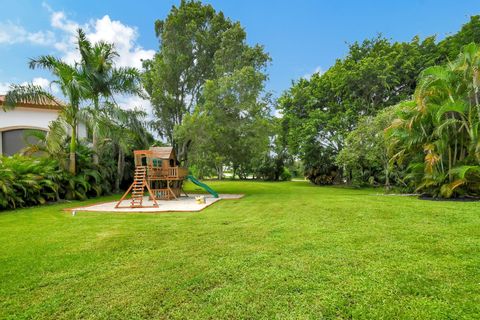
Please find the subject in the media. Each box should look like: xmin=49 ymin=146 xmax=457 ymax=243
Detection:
xmin=5 ymin=57 xmax=89 ymax=174
xmin=76 ymin=29 xmax=142 ymax=165
xmin=20 ymin=122 xmax=68 ymax=167
xmin=387 ymin=43 xmax=480 ymax=197
xmin=87 ymin=103 xmax=150 ymax=192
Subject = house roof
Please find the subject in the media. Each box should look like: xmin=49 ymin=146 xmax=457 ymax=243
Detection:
xmin=149 ymin=146 xmax=175 ymax=159
xmin=0 ymin=95 xmax=64 ymax=111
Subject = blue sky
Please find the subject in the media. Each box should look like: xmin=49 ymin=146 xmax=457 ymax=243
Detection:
xmin=0 ymin=0 xmax=478 ymax=110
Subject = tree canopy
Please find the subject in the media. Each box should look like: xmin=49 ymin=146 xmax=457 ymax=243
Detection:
xmin=279 ymin=16 xmax=480 ymax=189
xmin=143 ymin=0 xmax=271 ymax=177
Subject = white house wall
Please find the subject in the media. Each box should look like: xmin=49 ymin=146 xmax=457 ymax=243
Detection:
xmin=78 ymin=122 xmax=87 ymax=139
xmin=0 ymin=107 xmax=59 ymax=132
xmin=0 ymin=107 xmax=88 ymax=154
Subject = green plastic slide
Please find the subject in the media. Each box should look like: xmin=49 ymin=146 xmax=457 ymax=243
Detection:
xmin=187 ymin=175 xmax=219 ymax=198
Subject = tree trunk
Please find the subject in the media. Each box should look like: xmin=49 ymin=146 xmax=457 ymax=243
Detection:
xmin=216 ymin=165 xmax=223 ymax=180
xmin=473 ymin=73 xmax=480 ymax=123
xmin=69 ymin=123 xmax=77 ymax=175
xmin=92 ymin=98 xmax=100 ymax=165
xmin=384 ymin=159 xmax=390 ymax=190
xmin=115 ymin=148 xmax=124 ymax=193
xmin=92 ymin=127 xmax=99 ymax=165
xmin=448 ymin=146 xmax=453 ymax=182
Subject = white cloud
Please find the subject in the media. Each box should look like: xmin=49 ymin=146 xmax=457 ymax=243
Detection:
xmin=31 ymin=77 xmax=50 ymax=89
xmin=21 ymin=77 xmax=60 ymax=94
xmin=272 ymin=108 xmax=283 ymax=119
xmin=302 ymin=66 xmax=324 ymax=80
xmin=0 ymin=3 xmax=154 ymax=115
xmin=87 ymin=16 xmax=154 ymax=69
xmin=116 ymin=94 xmax=152 ymax=113
xmin=0 ymin=3 xmax=154 ymax=70
xmin=44 ymin=6 xmax=156 ymax=114
xmin=0 ymin=82 xmax=11 ymax=94
xmin=0 ymin=21 xmax=55 ymax=46
xmin=43 ymin=4 xmax=155 ymax=69
xmin=1 ymin=77 xmax=59 ymax=95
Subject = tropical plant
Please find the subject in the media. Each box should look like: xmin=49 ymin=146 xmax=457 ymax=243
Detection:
xmin=20 ymin=123 xmax=69 ymax=166
xmin=76 ymin=29 xmax=142 ymax=164
xmin=97 ymin=104 xmax=152 ymax=192
xmin=0 ymin=155 xmax=61 ymax=209
xmin=5 ymin=55 xmax=89 ymax=175
xmin=336 ymin=105 xmax=399 ymax=187
xmin=0 ymin=142 xmax=124 ymax=210
xmin=279 ymin=16 xmax=480 ymax=185
xmin=387 ymin=43 xmax=480 ymax=198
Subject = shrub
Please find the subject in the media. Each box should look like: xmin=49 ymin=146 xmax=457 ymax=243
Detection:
xmin=280 ymin=168 xmax=292 ymax=181
xmin=0 ymin=156 xmax=61 ymax=209
xmin=0 ymin=154 xmax=109 ymax=210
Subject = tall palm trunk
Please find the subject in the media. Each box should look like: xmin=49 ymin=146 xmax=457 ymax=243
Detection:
xmin=92 ymin=97 xmax=100 ymax=165
xmin=472 ymin=71 xmax=480 ymax=123
xmin=92 ymin=130 xmax=99 ymax=165
xmin=115 ymin=147 xmax=124 ymax=193
xmin=384 ymin=157 xmax=390 ymax=189
xmin=69 ymin=123 xmax=77 ymax=175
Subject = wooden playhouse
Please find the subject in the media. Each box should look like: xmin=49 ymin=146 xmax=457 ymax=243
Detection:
xmin=115 ymin=146 xmax=189 ymax=208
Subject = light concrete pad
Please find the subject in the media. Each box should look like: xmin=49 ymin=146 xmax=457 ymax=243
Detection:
xmin=68 ymin=194 xmax=244 ymax=213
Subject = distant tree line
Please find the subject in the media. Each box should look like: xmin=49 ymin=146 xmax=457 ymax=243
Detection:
xmin=278 ymin=16 xmax=480 ymax=197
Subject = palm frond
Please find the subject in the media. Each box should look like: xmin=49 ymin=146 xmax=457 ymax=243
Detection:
xmin=4 ymin=84 xmax=57 ymax=110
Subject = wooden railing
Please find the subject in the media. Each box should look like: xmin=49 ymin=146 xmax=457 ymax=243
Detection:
xmin=176 ymin=167 xmax=189 ymax=178
xmin=167 ymin=167 xmax=178 ymax=177
xmin=148 ymin=166 xmax=188 ymax=179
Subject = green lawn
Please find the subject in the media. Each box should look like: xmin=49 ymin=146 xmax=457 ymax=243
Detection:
xmin=1 ymin=181 xmax=479 ymax=319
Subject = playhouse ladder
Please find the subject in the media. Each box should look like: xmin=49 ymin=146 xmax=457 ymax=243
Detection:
xmin=130 ymin=166 xmax=147 ymax=207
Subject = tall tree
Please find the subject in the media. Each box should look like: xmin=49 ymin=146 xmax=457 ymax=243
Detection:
xmin=387 ymin=43 xmax=480 ymax=198
xmin=5 ymin=57 xmax=89 ymax=174
xmin=176 ymin=66 xmax=272 ymax=179
xmin=336 ymin=106 xmax=399 ymax=187
xmin=102 ymin=105 xmax=151 ymax=192
xmin=143 ymin=0 xmax=269 ymax=162
xmin=437 ymin=15 xmax=480 ymax=61
xmin=76 ymin=29 xmax=142 ymax=165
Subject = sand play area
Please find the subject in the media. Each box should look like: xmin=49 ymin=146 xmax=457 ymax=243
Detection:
xmin=68 ymin=194 xmax=244 ymax=213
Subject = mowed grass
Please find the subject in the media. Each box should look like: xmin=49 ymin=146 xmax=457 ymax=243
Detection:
xmin=1 ymin=181 xmax=480 ymax=319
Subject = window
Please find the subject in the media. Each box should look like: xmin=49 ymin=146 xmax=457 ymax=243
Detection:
xmin=1 ymin=129 xmax=44 ymax=156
